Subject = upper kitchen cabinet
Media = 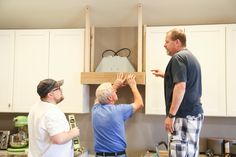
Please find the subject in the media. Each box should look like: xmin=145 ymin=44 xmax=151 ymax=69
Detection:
xmin=13 ymin=30 xmax=49 ymax=112
xmin=226 ymin=24 xmax=236 ymax=117
xmin=49 ymin=29 xmax=89 ymax=113
xmin=0 ymin=29 xmax=89 ymax=113
xmin=145 ymin=26 xmax=186 ymax=115
xmin=185 ymin=25 xmax=226 ymax=116
xmin=145 ymin=27 xmax=174 ymax=115
xmin=0 ymin=31 xmax=14 ymax=112
xmin=145 ymin=25 xmax=226 ymax=116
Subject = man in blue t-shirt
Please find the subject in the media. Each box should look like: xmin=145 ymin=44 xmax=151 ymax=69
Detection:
xmin=152 ymin=28 xmax=204 ymax=157
xmin=92 ymin=73 xmax=144 ymax=157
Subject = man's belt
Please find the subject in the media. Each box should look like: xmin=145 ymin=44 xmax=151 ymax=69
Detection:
xmin=96 ymin=151 xmax=126 ymax=156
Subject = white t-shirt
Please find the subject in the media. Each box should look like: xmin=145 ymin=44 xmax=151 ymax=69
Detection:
xmin=28 ymin=101 xmax=74 ymax=157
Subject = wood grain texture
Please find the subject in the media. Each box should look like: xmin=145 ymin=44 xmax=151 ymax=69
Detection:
xmin=81 ymin=72 xmax=145 ymax=85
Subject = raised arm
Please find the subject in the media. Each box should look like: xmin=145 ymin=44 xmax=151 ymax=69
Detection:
xmin=112 ymin=73 xmax=127 ymax=90
xmin=126 ymin=74 xmax=144 ymax=112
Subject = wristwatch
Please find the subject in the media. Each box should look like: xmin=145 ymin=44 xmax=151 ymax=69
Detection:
xmin=167 ymin=113 xmax=176 ymax=118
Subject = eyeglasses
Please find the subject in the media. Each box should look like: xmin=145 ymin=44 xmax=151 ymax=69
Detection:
xmin=51 ymin=87 xmax=61 ymax=92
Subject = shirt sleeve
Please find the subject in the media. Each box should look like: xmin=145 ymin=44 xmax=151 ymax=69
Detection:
xmin=171 ymin=55 xmax=187 ymax=83
xmin=116 ymin=104 xmax=133 ymax=121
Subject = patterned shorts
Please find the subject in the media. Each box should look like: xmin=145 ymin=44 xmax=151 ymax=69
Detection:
xmin=168 ymin=114 xmax=204 ymax=157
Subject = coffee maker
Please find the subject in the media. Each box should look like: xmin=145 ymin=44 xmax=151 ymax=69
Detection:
xmin=7 ymin=116 xmax=28 ymax=152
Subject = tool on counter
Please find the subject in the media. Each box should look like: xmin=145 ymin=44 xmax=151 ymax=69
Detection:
xmin=155 ymin=141 xmax=168 ymax=157
xmin=155 ymin=144 xmax=160 ymax=157
xmin=0 ymin=130 xmax=10 ymax=150
xmin=144 ymin=141 xmax=168 ymax=157
xmin=68 ymin=114 xmax=84 ymax=156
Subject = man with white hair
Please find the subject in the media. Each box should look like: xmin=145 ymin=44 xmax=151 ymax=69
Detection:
xmin=92 ymin=73 xmax=144 ymax=157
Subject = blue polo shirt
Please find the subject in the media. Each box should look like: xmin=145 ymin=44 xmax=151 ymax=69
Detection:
xmin=92 ymin=103 xmax=133 ymax=152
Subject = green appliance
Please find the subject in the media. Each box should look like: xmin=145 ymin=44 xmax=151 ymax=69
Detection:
xmin=7 ymin=116 xmax=28 ymax=152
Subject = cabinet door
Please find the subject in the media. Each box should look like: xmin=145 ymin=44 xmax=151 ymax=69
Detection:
xmin=185 ymin=25 xmax=226 ymax=116
xmin=49 ymin=29 xmax=89 ymax=113
xmin=0 ymin=31 xmax=14 ymax=112
xmin=145 ymin=26 xmax=174 ymax=115
xmin=226 ymin=24 xmax=236 ymax=117
xmin=13 ymin=30 xmax=49 ymax=112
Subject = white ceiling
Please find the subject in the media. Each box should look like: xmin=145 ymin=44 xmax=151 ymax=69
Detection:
xmin=0 ymin=0 xmax=236 ymax=29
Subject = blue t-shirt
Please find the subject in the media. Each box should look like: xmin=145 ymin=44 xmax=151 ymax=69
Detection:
xmin=92 ymin=103 xmax=133 ymax=152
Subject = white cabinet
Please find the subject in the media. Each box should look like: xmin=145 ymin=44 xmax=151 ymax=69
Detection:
xmin=13 ymin=30 xmax=49 ymax=112
xmin=226 ymin=24 xmax=236 ymax=117
xmin=185 ymin=25 xmax=226 ymax=116
xmin=0 ymin=31 xmax=14 ymax=112
xmin=49 ymin=29 xmax=89 ymax=113
xmin=145 ymin=27 xmax=173 ymax=115
xmin=0 ymin=29 xmax=89 ymax=113
xmin=145 ymin=25 xmax=226 ymax=116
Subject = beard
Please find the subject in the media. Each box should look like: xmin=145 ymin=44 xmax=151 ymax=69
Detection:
xmin=56 ymin=96 xmax=64 ymax=104
xmin=166 ymin=49 xmax=171 ymax=56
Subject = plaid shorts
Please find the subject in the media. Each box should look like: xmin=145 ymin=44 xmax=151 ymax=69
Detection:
xmin=168 ymin=114 xmax=204 ymax=157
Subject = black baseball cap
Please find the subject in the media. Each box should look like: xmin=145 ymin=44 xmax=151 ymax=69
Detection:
xmin=37 ymin=79 xmax=64 ymax=98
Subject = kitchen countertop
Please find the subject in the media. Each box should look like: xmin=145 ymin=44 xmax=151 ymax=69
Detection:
xmin=0 ymin=150 xmax=27 ymax=157
xmin=143 ymin=152 xmax=219 ymax=157
xmin=0 ymin=150 xmax=94 ymax=157
xmin=0 ymin=151 xmax=221 ymax=157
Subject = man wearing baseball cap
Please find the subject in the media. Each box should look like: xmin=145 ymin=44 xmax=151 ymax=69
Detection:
xmin=28 ymin=79 xmax=80 ymax=157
